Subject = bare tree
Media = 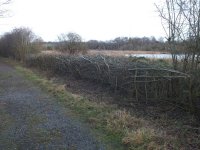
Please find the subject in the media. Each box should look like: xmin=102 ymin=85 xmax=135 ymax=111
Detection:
xmin=0 ymin=0 xmax=11 ymax=17
xmin=11 ymin=27 xmax=36 ymax=61
xmin=0 ymin=27 xmax=41 ymax=61
xmin=58 ymin=32 xmax=87 ymax=54
xmin=31 ymin=37 xmax=44 ymax=52
xmin=156 ymin=0 xmax=200 ymax=114
xmin=156 ymin=0 xmax=200 ymax=72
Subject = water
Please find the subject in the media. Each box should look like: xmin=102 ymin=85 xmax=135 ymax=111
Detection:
xmin=125 ymin=54 xmax=184 ymax=59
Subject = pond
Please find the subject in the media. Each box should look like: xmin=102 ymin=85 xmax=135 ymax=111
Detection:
xmin=125 ymin=54 xmax=185 ymax=59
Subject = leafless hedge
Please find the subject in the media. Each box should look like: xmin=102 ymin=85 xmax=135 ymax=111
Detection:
xmin=26 ymin=54 xmax=200 ymax=115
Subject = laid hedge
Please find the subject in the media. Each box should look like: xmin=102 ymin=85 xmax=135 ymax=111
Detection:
xmin=26 ymin=54 xmax=195 ymax=113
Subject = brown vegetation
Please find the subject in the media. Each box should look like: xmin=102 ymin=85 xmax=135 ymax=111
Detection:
xmin=88 ymin=50 xmax=168 ymax=57
xmin=25 ymin=54 xmax=198 ymax=116
xmin=0 ymin=27 xmax=43 ymax=61
xmin=57 ymin=32 xmax=87 ymax=54
xmin=16 ymin=61 xmax=199 ymax=150
xmin=41 ymin=50 xmax=168 ymax=57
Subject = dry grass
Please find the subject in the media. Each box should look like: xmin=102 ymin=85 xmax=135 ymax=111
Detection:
xmin=122 ymin=128 xmax=164 ymax=150
xmin=88 ymin=50 xmax=168 ymax=57
xmin=106 ymin=110 xmax=167 ymax=149
xmin=41 ymin=49 xmax=168 ymax=57
xmin=106 ymin=110 xmax=143 ymax=133
xmin=41 ymin=50 xmax=62 ymax=55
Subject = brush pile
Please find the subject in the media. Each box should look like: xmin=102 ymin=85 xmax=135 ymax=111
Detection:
xmin=26 ymin=54 xmax=194 ymax=112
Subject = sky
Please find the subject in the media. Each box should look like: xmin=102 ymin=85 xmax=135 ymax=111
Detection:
xmin=0 ymin=0 xmax=165 ymax=42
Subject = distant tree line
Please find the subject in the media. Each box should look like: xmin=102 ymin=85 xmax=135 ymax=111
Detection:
xmin=46 ymin=36 xmax=167 ymax=52
xmin=86 ymin=36 xmax=166 ymax=51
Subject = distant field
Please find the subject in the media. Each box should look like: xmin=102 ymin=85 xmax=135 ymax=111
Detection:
xmin=42 ymin=49 xmax=169 ymax=57
xmin=88 ymin=50 xmax=168 ymax=57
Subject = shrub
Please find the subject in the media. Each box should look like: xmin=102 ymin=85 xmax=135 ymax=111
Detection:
xmin=0 ymin=27 xmax=42 ymax=61
xmin=57 ymin=32 xmax=87 ymax=54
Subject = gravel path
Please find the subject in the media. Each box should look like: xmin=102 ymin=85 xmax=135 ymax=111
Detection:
xmin=0 ymin=62 xmax=104 ymax=150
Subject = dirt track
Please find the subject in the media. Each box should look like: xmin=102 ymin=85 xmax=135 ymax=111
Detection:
xmin=0 ymin=61 xmax=104 ymax=150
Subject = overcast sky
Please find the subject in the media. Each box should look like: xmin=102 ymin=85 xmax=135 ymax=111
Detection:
xmin=0 ymin=0 xmax=164 ymax=41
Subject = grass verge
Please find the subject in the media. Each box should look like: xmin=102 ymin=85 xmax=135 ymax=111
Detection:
xmin=4 ymin=60 xmax=173 ymax=150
